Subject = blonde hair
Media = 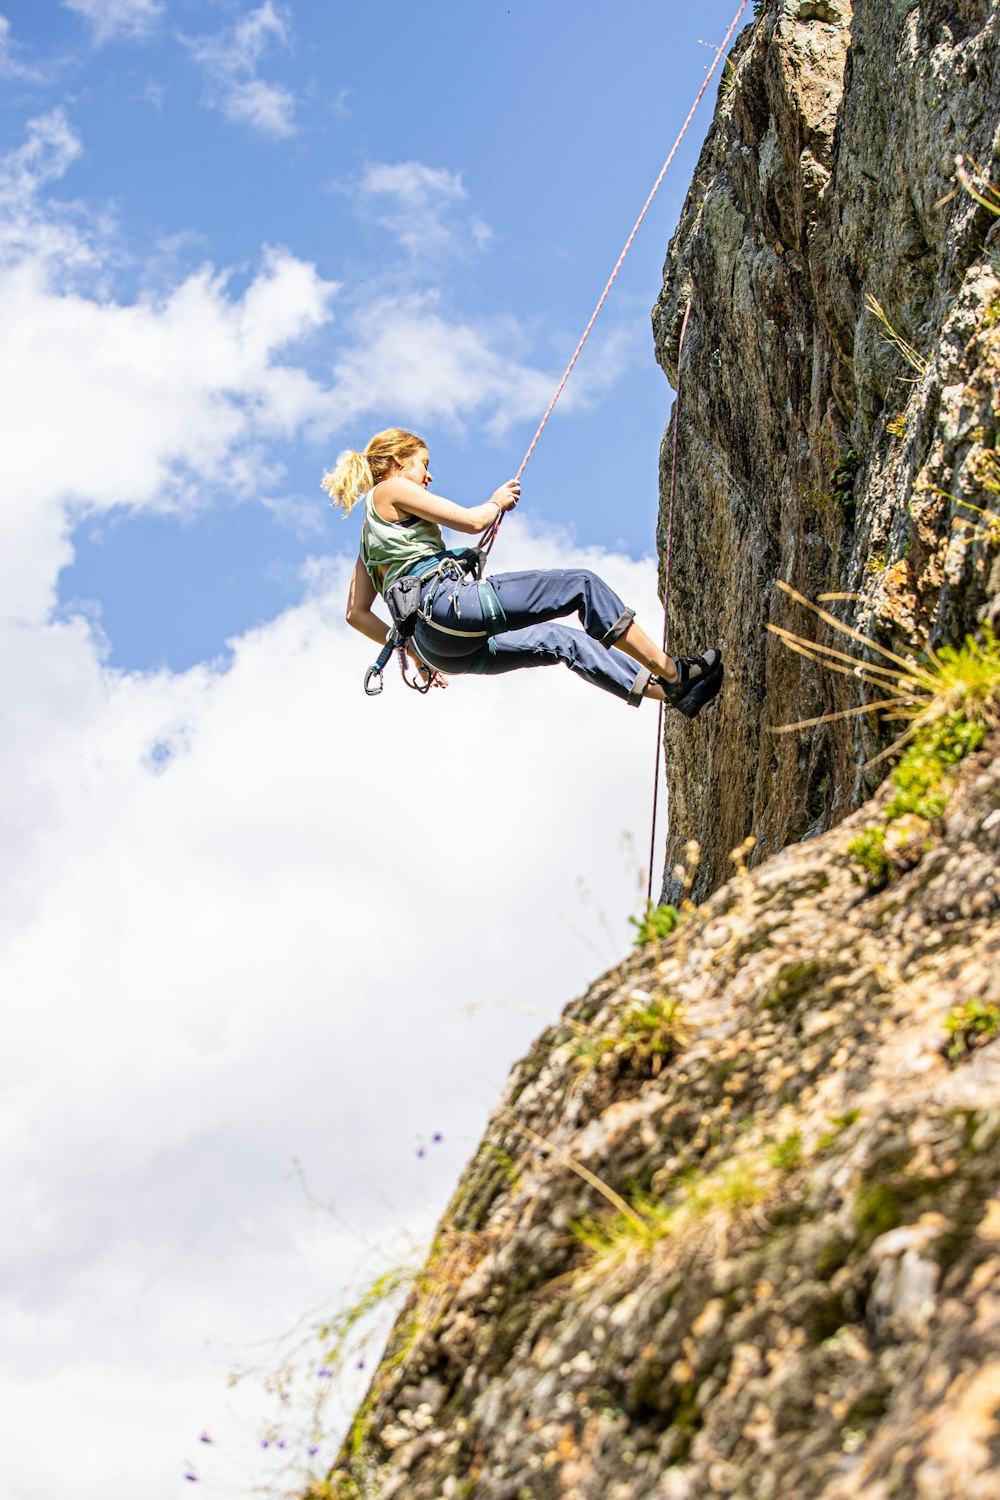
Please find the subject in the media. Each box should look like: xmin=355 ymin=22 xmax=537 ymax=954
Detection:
xmin=321 ymin=428 xmax=427 ymax=516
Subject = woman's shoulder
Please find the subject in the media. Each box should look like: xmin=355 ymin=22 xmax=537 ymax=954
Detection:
xmin=369 ymin=480 xmax=399 ymax=524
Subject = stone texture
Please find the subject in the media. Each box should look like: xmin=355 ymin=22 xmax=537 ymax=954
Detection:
xmin=653 ymin=0 xmax=1000 ymax=899
xmin=313 ymin=735 xmax=1000 ymax=1500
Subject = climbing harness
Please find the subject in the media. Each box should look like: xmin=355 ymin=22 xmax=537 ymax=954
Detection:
xmin=364 ymin=548 xmax=494 ymax=694
xmin=478 ymin=0 xmax=750 ymax=556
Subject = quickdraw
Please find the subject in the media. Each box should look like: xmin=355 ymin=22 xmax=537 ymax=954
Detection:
xmin=363 ymin=632 xmax=432 ymax=696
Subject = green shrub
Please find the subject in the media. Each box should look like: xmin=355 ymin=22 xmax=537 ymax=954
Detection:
xmin=847 ymin=825 xmax=890 ymax=889
xmin=945 ymin=999 xmax=1000 ymax=1062
xmin=631 ymin=902 xmax=681 ymax=947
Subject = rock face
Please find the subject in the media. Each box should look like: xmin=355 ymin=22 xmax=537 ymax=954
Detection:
xmin=314 ymin=733 xmax=1000 ymax=1500
xmin=653 ymin=0 xmax=1000 ymax=898
xmin=306 ymin=6 xmax=1000 ymax=1497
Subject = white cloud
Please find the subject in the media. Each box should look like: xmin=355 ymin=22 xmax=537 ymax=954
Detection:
xmin=188 ymin=1 xmax=297 ymax=138
xmin=0 ymin=99 xmax=666 ymax=1500
xmin=0 ymin=114 xmax=339 ymax=623
xmin=327 ymin=292 xmax=554 ymax=436
xmin=0 ymin=14 xmax=44 ymax=78
xmin=63 ymin=0 xmax=165 ymax=44
xmin=0 ymin=109 xmax=90 ymax=269
xmin=353 ymin=161 xmax=493 ymax=256
xmin=326 ymin=291 xmax=636 ymax=439
xmin=0 ymin=525 xmax=666 ymax=1500
xmin=0 ymin=248 xmax=338 ymax=623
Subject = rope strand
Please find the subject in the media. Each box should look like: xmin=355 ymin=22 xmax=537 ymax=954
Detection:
xmin=480 ymin=0 xmax=750 ymax=555
xmin=646 ymin=299 xmax=691 ymax=907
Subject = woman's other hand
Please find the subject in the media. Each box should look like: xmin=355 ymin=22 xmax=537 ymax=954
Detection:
xmin=407 ymin=644 xmax=448 ymax=688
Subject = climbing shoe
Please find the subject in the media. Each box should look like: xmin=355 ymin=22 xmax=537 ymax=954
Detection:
xmin=657 ymin=650 xmax=723 ymax=720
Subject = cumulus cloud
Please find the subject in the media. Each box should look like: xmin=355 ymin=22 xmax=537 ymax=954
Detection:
xmin=327 ymin=293 xmax=555 ymax=436
xmin=0 ymin=13 xmax=44 ymax=78
xmin=0 ymin=114 xmax=340 ymax=623
xmin=326 ymin=291 xmax=637 ymax=440
xmin=63 ymin=0 xmax=165 ymax=44
xmin=0 ymin=97 xmax=666 ymax=1500
xmin=0 ymin=524 xmax=665 ymax=1500
xmin=188 ymin=1 xmax=297 ymax=138
xmin=352 ymin=161 xmax=493 ymax=256
xmin=0 ymin=109 xmax=91 ymax=269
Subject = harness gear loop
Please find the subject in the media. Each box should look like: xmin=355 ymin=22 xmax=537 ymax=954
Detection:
xmin=646 ymin=298 xmax=692 ymax=906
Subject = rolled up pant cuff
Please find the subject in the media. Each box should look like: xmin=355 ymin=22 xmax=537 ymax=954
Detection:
xmin=601 ymin=607 xmax=635 ymax=648
xmin=627 ymin=667 xmax=651 ymax=707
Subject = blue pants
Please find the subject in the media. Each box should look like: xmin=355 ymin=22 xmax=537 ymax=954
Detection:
xmin=411 ymin=567 xmax=651 ymax=705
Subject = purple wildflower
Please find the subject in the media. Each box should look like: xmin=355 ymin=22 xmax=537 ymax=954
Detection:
xmin=432 ymin=1133 xmax=443 ymax=1143
xmin=308 ymin=1447 xmax=319 ymax=1457
xmin=199 ymin=1434 xmax=212 ymax=1445
xmin=317 ymin=1369 xmax=333 ymax=1379
xmin=184 ymin=1475 xmax=198 ymax=1484
xmin=416 ymin=1147 xmax=426 ymax=1158
xmin=356 ymin=1360 xmax=366 ymax=1370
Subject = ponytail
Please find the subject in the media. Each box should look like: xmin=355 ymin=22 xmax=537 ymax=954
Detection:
xmin=321 ymin=450 xmax=373 ymax=516
xmin=321 ymin=427 xmax=427 ymax=517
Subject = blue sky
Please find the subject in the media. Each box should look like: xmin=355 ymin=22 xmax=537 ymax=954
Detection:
xmin=0 ymin=3 xmax=749 ymax=1497
xmin=3 ymin=0 xmax=745 ymax=670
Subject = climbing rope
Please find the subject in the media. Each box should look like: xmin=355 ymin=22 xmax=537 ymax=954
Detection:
xmin=646 ymin=300 xmax=691 ymax=907
xmin=479 ymin=0 xmax=750 ymax=555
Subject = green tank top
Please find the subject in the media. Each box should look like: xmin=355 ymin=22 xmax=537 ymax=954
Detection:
xmin=360 ymin=490 xmax=445 ymax=595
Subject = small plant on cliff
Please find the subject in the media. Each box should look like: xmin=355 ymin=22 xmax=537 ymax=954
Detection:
xmin=955 ymin=496 xmax=1000 ymax=546
xmin=955 ymin=154 xmax=1000 ymax=219
xmin=866 ymin=294 xmax=928 ymax=377
xmin=768 ymin=582 xmax=1000 ymax=763
xmin=942 ymin=452 xmax=1000 ymax=547
xmin=846 ymin=824 xmax=890 ymax=890
xmin=630 ymin=901 xmax=680 ymax=947
xmin=816 ymin=1109 xmax=861 ymax=1151
xmin=847 ymin=711 xmax=986 ymax=888
xmin=616 ymin=994 xmax=685 ymax=1072
xmin=944 ymin=998 xmax=1000 ymax=1063
xmin=767 ymin=1131 xmax=804 ymax=1171
xmin=830 ymin=450 xmax=861 ymax=522
xmin=571 ymin=1190 xmax=676 ymax=1264
xmin=561 ymin=992 xmax=683 ymax=1077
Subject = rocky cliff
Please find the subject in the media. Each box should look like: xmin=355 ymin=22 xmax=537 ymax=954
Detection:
xmin=311 ymin=725 xmax=1000 ymax=1500
xmin=305 ymin=4 xmax=1000 ymax=1496
xmin=654 ymin=0 xmax=1000 ymax=898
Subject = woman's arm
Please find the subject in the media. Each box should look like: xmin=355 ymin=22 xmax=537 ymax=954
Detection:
xmin=345 ymin=556 xmax=390 ymax=645
xmin=376 ymin=475 xmax=519 ymax=534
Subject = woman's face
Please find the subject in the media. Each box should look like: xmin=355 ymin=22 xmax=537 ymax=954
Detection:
xmin=395 ymin=448 xmax=432 ymax=489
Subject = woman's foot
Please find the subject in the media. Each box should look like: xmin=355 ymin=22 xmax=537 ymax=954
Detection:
xmin=653 ymin=649 xmax=723 ymax=718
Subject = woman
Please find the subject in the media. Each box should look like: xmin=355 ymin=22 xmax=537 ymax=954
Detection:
xmin=323 ymin=428 xmax=722 ymax=714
